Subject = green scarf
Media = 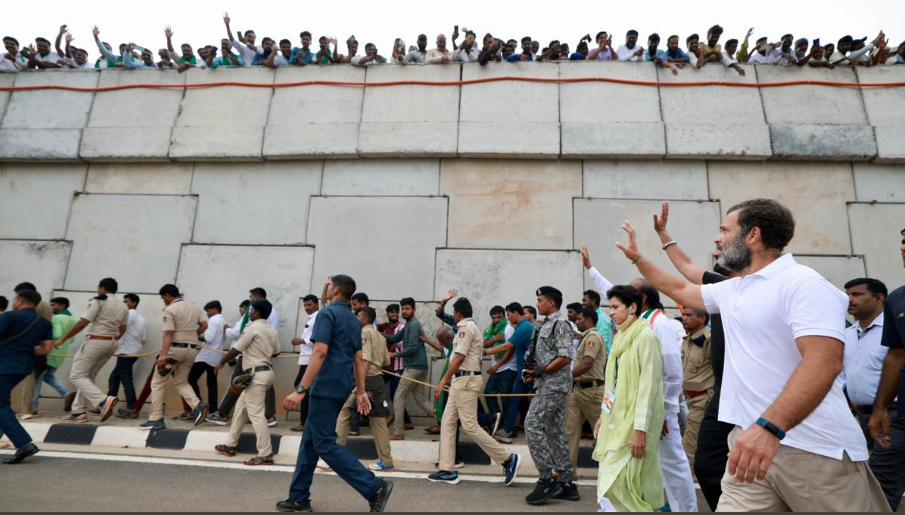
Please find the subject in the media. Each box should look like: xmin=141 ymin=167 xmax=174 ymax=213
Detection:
xmin=57 ymin=309 xmax=72 ymax=316
xmin=483 ymin=319 xmax=508 ymax=360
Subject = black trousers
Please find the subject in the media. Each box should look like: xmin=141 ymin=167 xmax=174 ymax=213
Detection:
xmin=218 ymin=357 xmax=276 ymax=418
xmin=188 ymin=362 xmax=218 ymax=412
xmin=858 ymin=408 xmax=905 ymax=511
xmin=694 ymin=389 xmax=734 ymax=512
xmin=107 ymin=356 xmax=138 ymax=409
xmin=293 ymin=364 xmax=311 ymax=426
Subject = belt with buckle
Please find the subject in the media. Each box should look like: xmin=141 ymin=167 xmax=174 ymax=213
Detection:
xmin=88 ymin=335 xmax=119 ymax=341
xmin=574 ymin=379 xmax=604 ymax=389
xmin=685 ymin=390 xmax=710 ymax=399
xmin=244 ymin=365 xmax=272 ymax=374
xmin=171 ymin=342 xmax=199 ymax=349
xmin=454 ymin=370 xmax=481 ymax=377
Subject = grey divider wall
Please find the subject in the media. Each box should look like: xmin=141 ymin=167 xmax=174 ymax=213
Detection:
xmin=264 ymin=66 xmax=364 ymax=159
xmin=84 ymin=162 xmax=194 ymax=195
xmin=0 ymin=74 xmax=14 ymax=126
xmin=583 ymin=160 xmax=708 ymax=200
xmin=848 ymin=203 xmax=905 ymax=290
xmin=81 ymin=69 xmax=186 ymax=161
xmin=170 ymin=67 xmax=275 ymax=161
xmin=458 ymin=62 xmax=560 ymax=157
xmin=322 ymin=159 xmax=440 ymax=196
xmin=359 ymin=64 xmax=460 ymax=157
xmin=0 ymin=240 xmax=72 ymax=299
xmin=857 ymin=66 xmax=905 ymax=163
xmin=0 ymin=163 xmax=86 ymax=239
xmin=853 ymin=163 xmax=905 ymax=203
xmin=758 ymin=65 xmax=876 ymax=160
xmin=659 ymin=64 xmax=770 ymax=159
xmin=560 ymin=61 xmax=664 ymax=158
xmin=0 ymin=70 xmax=97 ymax=161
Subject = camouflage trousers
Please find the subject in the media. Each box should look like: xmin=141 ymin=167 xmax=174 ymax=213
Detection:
xmin=525 ymin=391 xmax=571 ymax=482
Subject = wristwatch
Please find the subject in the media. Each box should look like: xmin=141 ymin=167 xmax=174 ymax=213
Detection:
xmin=755 ymin=417 xmax=786 ymax=440
xmin=296 ymin=384 xmax=309 ymax=395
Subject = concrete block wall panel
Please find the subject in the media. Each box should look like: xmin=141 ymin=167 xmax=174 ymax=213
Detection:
xmin=191 ymin=161 xmax=321 ymax=245
xmin=707 ymin=161 xmax=855 ymax=255
xmin=63 ymin=194 xmax=196 ymax=292
xmin=0 ymin=71 xmax=97 ymax=161
xmin=307 ymin=196 xmax=447 ymax=301
xmin=49 ymin=291 xmax=168 ymax=409
xmin=458 ymin=63 xmax=559 ymax=157
xmin=176 ymin=245 xmax=315 ymax=348
xmin=440 ymin=159 xmax=581 ymax=250
xmin=0 ymin=164 xmax=87 ymax=239
xmin=434 ymin=249 xmax=583 ymax=322
xmin=322 ymin=159 xmax=440 ymax=196
xmin=84 ymin=163 xmax=194 ymax=195
xmin=359 ymin=64 xmax=459 ymax=157
xmin=794 ymin=255 xmax=867 ymax=291
xmin=0 ymin=240 xmax=72 ymax=299
xmin=659 ymin=64 xmax=770 ymax=159
xmin=583 ymin=160 xmax=708 ymax=200
xmin=80 ymin=70 xmax=186 ymax=161
xmin=848 ymin=203 xmax=905 ymax=290
xmin=573 ymin=199 xmax=721 ymax=294
xmin=170 ymin=68 xmax=274 ymax=160
xmin=853 ymin=163 xmax=905 ymax=202
xmin=0 ymin=74 xmax=14 ymax=124
xmin=856 ymin=66 xmax=905 ymax=127
xmin=769 ymin=123 xmax=877 ymax=161
xmin=264 ymin=66 xmax=364 ymax=159
xmin=560 ymin=62 xmax=664 ymax=158
xmin=874 ymin=126 xmax=905 ymax=163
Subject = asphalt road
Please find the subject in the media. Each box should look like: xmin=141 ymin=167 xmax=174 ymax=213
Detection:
xmin=0 ymin=451 xmax=601 ymax=512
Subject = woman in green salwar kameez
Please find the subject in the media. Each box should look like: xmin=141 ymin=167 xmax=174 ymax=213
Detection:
xmin=593 ymin=285 xmax=665 ymax=512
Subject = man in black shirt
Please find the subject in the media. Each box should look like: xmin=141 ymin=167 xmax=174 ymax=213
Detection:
xmin=652 ymin=202 xmax=734 ymax=511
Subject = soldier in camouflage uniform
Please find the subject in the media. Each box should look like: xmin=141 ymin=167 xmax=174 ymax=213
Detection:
xmin=523 ymin=286 xmax=580 ymax=505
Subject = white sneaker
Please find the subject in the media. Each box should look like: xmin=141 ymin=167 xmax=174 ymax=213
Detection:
xmin=267 ymin=417 xmax=277 ymax=428
xmin=316 ymin=458 xmax=331 ymax=471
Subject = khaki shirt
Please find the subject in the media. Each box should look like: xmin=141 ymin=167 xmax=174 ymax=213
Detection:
xmin=362 ymin=325 xmax=390 ymax=377
xmin=681 ymin=327 xmax=714 ymax=392
xmin=37 ymin=301 xmax=53 ymax=322
xmin=233 ymin=319 xmax=281 ymax=369
xmin=82 ymin=295 xmax=128 ymax=337
xmin=162 ymin=298 xmax=204 ymax=344
xmin=453 ymin=318 xmax=483 ymax=372
xmin=575 ymin=328 xmax=606 ymax=381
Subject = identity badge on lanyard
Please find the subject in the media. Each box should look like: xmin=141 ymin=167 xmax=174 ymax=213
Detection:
xmin=602 ymin=359 xmax=618 ymax=414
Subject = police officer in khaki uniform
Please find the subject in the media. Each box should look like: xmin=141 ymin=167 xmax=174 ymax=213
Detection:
xmin=214 ymin=299 xmax=281 ymax=465
xmin=428 ymin=297 xmax=521 ymax=486
xmin=679 ymin=308 xmax=713 ymax=471
xmin=335 ymin=307 xmax=395 ymax=472
xmin=566 ymin=307 xmax=607 ymax=481
xmin=58 ymin=278 xmax=129 ymax=423
xmin=140 ymin=284 xmax=209 ymax=431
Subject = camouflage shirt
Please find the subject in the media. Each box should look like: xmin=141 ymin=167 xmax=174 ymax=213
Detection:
xmin=533 ymin=312 xmax=574 ymax=395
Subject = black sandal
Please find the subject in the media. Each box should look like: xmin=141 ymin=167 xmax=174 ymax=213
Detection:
xmin=244 ymin=454 xmax=274 ymax=466
xmin=215 ymin=444 xmax=237 ymax=457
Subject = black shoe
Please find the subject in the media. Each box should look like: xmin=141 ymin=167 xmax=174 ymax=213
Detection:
xmin=525 ymin=478 xmax=562 ymax=505
xmin=502 ymin=453 xmax=521 ymax=486
xmin=368 ymin=479 xmax=394 ymax=512
xmin=276 ymin=500 xmax=312 ymax=512
xmin=3 ymin=442 xmax=39 ymax=465
xmin=554 ymin=481 xmax=581 ymax=501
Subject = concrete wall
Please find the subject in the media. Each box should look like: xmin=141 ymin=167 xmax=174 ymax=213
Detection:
xmin=2 ymin=63 xmax=904 ymax=415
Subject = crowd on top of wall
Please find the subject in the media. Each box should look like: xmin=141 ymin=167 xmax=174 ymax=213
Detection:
xmin=2 ymin=17 xmax=904 ymax=76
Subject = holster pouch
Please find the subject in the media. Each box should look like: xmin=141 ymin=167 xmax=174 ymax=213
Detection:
xmin=157 ymin=358 xmax=179 ymax=377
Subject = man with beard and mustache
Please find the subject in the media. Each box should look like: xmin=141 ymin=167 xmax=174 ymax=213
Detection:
xmin=615 ymin=199 xmax=888 ymax=512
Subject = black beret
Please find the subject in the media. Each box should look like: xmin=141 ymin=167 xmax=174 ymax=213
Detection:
xmin=536 ymin=286 xmax=562 ymax=298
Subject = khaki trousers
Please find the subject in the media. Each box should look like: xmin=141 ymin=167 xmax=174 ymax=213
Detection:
xmin=439 ymin=375 xmax=511 ymax=472
xmin=337 ymin=392 xmax=394 ymax=466
xmin=12 ymin=373 xmax=35 ymax=413
xmin=717 ymin=426 xmax=892 ymax=512
xmin=566 ymin=384 xmax=604 ymax=479
xmin=682 ymin=391 xmax=712 ymax=474
xmin=392 ymin=368 xmax=432 ymax=436
xmin=70 ymin=339 xmax=119 ymax=414
xmin=149 ymin=346 xmax=201 ymax=422
xmin=226 ymin=370 xmax=274 ymax=457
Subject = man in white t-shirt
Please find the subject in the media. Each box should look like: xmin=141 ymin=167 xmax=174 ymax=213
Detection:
xmin=616 ymin=29 xmax=645 ymax=62
xmin=290 ymin=294 xmax=319 ymax=432
xmin=107 ymin=294 xmax=147 ymax=415
xmin=616 ymin=198 xmax=888 ymax=512
xmin=223 ymin=13 xmax=262 ymax=66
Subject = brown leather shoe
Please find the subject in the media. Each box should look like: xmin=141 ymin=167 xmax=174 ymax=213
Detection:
xmin=424 ymin=425 xmax=441 ymax=435
xmin=403 ymin=423 xmax=415 ymax=431
xmin=388 ymin=434 xmax=405 ymax=441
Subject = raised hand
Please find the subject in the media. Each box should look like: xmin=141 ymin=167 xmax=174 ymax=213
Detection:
xmin=615 ymin=221 xmax=642 ymax=262
xmin=65 ymin=33 xmax=74 ymax=43
xmin=92 ymin=26 xmax=100 ymax=39
xmin=580 ymin=244 xmax=592 ymax=269
xmin=653 ymin=201 xmax=670 ymax=235
xmin=442 ymin=289 xmax=458 ymax=303
xmin=223 ymin=12 xmax=230 ymax=25
xmin=164 ymin=26 xmax=174 ymax=39
xmin=59 ymin=24 xmax=68 ymax=35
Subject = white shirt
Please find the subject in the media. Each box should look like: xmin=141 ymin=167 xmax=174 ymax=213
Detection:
xmin=116 ymin=310 xmax=147 ymax=356
xmin=225 ymin=314 xmax=244 ymax=347
xmin=616 ymin=44 xmax=644 ymax=62
xmin=749 ymin=51 xmax=771 ymax=64
xmin=0 ymin=53 xmax=28 ymax=71
xmin=570 ymin=320 xmax=581 ymax=362
xmin=197 ymin=313 xmax=227 ymax=367
xmin=498 ymin=322 xmax=518 ymax=373
xmin=425 ymin=48 xmax=451 ymax=64
xmin=68 ymin=58 xmax=94 ymax=69
xmin=297 ymin=310 xmax=319 ymax=365
xmin=231 ymin=40 xmax=262 ymax=67
xmin=35 ymin=51 xmax=63 ymax=64
xmin=451 ymin=45 xmax=480 ymax=63
xmin=701 ymin=253 xmax=868 ymax=461
xmin=842 ymin=313 xmax=887 ymax=407
xmin=720 ymin=50 xmax=740 ymax=68
xmin=646 ymin=309 xmax=684 ymax=416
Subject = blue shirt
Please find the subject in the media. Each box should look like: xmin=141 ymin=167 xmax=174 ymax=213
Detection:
xmin=0 ymin=309 xmax=53 ymax=376
xmin=290 ymin=47 xmax=315 ymax=65
xmin=644 ymin=48 xmax=666 ymax=62
xmin=309 ymin=300 xmax=361 ymax=399
xmin=569 ymin=52 xmax=585 ymax=60
xmin=510 ymin=319 xmax=534 ymax=372
xmin=843 ymin=313 xmax=886 ymax=406
xmin=595 ymin=307 xmax=614 ymax=355
xmin=881 ymin=286 xmax=905 ymax=417
xmin=663 ymin=48 xmax=690 ymax=62
xmin=252 ymin=50 xmax=273 ymax=66
xmin=506 ymin=53 xmax=534 ymax=62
